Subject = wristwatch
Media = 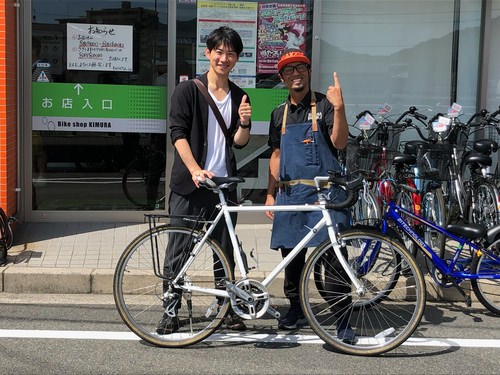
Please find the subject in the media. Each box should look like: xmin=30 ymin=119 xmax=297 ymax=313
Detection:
xmin=240 ymin=122 xmax=251 ymax=129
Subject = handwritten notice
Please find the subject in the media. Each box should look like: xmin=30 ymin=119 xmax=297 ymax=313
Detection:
xmin=67 ymin=23 xmax=133 ymax=72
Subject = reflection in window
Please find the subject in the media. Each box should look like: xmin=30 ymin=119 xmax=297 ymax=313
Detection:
xmin=32 ymin=1 xmax=168 ymax=210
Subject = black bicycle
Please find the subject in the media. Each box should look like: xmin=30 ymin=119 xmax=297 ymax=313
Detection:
xmin=122 ymin=145 xmax=166 ymax=210
xmin=0 ymin=207 xmax=14 ymax=266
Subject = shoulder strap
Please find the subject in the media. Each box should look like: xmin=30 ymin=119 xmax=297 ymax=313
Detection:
xmin=193 ymin=78 xmax=230 ymax=141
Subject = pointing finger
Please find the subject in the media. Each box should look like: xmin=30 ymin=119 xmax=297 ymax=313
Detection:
xmin=333 ymin=72 xmax=341 ymax=87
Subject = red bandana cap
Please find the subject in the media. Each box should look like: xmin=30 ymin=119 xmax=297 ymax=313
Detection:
xmin=277 ymin=48 xmax=310 ymax=72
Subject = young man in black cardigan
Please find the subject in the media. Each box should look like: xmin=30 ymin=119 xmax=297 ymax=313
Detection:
xmin=157 ymin=26 xmax=252 ymax=335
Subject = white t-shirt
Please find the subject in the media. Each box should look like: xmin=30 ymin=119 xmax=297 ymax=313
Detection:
xmin=205 ymin=91 xmax=231 ymax=177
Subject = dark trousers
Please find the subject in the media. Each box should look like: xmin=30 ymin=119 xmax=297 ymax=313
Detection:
xmin=281 ymin=245 xmax=352 ymax=313
xmin=164 ymin=188 xmax=237 ymax=289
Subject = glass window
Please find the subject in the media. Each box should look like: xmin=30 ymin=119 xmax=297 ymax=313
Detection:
xmin=319 ymin=0 xmax=461 ymax=121
xmin=31 ymin=0 xmax=168 ymax=210
xmin=487 ymin=1 xmax=500 ymax=111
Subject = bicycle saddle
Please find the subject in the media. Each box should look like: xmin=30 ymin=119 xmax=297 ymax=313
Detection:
xmin=473 ymin=139 xmax=498 ymax=155
xmin=446 ymin=222 xmax=486 ymax=240
xmin=403 ymin=140 xmax=429 ymax=156
xmin=201 ymin=176 xmax=245 ymax=189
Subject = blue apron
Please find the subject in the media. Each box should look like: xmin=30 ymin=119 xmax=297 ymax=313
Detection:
xmin=270 ymin=93 xmax=349 ymax=249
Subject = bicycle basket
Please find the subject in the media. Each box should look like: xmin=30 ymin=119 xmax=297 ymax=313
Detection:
xmin=345 ymin=141 xmax=381 ymax=173
xmin=415 ymin=143 xmax=455 ymax=180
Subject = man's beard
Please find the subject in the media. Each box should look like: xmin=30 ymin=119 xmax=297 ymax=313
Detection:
xmin=292 ymin=85 xmax=305 ymax=93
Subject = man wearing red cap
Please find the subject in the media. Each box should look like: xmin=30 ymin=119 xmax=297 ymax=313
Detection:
xmin=265 ymin=48 xmax=355 ymax=343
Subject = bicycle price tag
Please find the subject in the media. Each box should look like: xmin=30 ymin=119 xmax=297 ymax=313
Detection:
xmin=377 ymin=103 xmax=392 ymax=115
xmin=359 ymin=113 xmax=375 ymax=130
xmin=448 ymin=103 xmax=462 ymax=118
xmin=433 ymin=116 xmax=450 ymax=132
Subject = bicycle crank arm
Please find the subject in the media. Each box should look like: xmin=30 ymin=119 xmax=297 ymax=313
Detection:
xmin=266 ymin=305 xmax=281 ymax=319
xmin=226 ymin=281 xmax=254 ymax=302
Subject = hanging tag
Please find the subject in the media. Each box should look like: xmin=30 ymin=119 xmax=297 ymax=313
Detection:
xmin=447 ymin=103 xmax=462 ymax=118
xmin=377 ymin=103 xmax=392 ymax=115
xmin=359 ymin=113 xmax=375 ymax=130
xmin=433 ymin=116 xmax=450 ymax=132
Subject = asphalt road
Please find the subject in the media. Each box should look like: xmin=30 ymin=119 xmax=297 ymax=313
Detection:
xmin=0 ymin=294 xmax=498 ymax=375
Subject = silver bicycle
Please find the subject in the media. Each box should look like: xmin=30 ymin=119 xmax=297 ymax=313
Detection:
xmin=113 ymin=173 xmax=425 ymax=356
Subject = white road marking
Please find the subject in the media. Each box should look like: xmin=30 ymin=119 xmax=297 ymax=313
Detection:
xmin=0 ymin=330 xmax=499 ymax=348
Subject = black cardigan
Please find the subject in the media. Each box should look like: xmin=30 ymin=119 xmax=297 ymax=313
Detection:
xmin=168 ymin=73 xmax=250 ymax=195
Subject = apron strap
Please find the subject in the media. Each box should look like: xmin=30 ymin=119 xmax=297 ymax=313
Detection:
xmin=281 ymin=91 xmax=318 ymax=135
xmin=311 ymin=91 xmax=318 ymax=132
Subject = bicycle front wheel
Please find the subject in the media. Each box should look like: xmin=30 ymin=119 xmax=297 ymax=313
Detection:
xmin=420 ymin=185 xmax=446 ymax=259
xmin=350 ymin=186 xmax=381 ymax=226
xmin=113 ymin=225 xmax=232 ymax=347
xmin=300 ymin=228 xmax=426 ymax=356
xmin=471 ymin=243 xmax=500 ymax=315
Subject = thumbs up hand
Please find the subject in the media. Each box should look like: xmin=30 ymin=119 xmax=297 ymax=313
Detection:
xmin=238 ymin=95 xmax=251 ymax=126
xmin=326 ymin=72 xmax=345 ymax=111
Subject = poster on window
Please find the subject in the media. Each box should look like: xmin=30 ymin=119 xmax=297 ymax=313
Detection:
xmin=196 ymin=0 xmax=257 ymax=88
xmin=257 ymin=3 xmax=307 ymax=74
xmin=67 ymin=23 xmax=133 ymax=72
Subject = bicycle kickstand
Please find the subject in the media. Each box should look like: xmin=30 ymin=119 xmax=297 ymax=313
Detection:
xmin=452 ymin=282 xmax=472 ymax=308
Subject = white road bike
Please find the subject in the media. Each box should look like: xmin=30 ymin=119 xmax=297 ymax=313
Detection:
xmin=113 ymin=173 xmax=425 ymax=356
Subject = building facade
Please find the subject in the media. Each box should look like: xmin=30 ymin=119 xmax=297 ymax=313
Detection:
xmin=0 ymin=0 xmax=499 ymax=224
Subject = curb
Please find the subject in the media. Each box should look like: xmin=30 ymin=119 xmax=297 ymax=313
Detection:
xmin=0 ymin=266 xmax=477 ymax=304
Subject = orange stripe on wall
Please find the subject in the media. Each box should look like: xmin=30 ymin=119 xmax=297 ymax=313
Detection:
xmin=0 ymin=0 xmax=18 ymax=217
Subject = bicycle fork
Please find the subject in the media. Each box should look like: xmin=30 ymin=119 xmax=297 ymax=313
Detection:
xmin=324 ymin=211 xmax=365 ymax=296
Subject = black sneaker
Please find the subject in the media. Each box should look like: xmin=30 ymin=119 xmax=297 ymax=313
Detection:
xmin=337 ymin=321 xmax=356 ymax=344
xmin=224 ymin=312 xmax=247 ymax=331
xmin=156 ymin=314 xmax=180 ymax=335
xmin=278 ymin=304 xmax=308 ymax=330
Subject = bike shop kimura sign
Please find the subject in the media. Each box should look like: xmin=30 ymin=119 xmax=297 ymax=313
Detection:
xmin=32 ymin=83 xmax=167 ymax=134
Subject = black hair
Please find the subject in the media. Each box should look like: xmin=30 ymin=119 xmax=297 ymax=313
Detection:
xmin=206 ymin=26 xmax=243 ymax=56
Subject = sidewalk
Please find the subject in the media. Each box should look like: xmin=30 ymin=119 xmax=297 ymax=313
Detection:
xmin=1 ymin=222 xmax=283 ymax=295
xmin=1 ymin=221 xmax=466 ymax=303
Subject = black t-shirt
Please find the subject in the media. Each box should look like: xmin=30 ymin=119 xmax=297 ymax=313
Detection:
xmin=268 ymin=90 xmax=337 ymax=155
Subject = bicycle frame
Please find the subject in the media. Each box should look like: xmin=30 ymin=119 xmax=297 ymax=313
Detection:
xmin=169 ymin=177 xmax=364 ymax=303
xmin=381 ymin=200 xmax=500 ymax=280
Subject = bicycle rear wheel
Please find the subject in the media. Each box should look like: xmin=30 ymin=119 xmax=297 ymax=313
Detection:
xmin=122 ymin=163 xmax=166 ymax=210
xmin=0 ymin=207 xmax=13 ymax=250
xmin=470 ymin=181 xmax=500 ymax=228
xmin=300 ymin=228 xmax=426 ymax=356
xmin=113 ymin=225 xmax=232 ymax=347
xmin=471 ymin=243 xmax=500 ymax=315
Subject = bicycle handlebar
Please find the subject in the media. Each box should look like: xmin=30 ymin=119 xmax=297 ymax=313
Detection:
xmin=324 ymin=173 xmax=363 ymax=210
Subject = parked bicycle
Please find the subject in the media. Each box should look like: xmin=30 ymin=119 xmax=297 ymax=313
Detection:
xmin=361 ymin=188 xmax=500 ymax=315
xmin=113 ymin=173 xmax=426 ymax=356
xmin=122 ymin=143 xmax=166 ymax=210
xmin=0 ymin=207 xmax=14 ymax=266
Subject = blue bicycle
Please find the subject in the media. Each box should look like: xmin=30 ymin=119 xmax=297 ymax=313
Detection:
xmin=352 ymin=194 xmax=500 ymax=314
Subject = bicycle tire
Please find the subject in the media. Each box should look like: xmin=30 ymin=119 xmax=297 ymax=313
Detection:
xmin=122 ymin=163 xmax=166 ymax=210
xmin=471 ymin=242 xmax=500 ymax=315
xmin=395 ymin=188 xmax=418 ymax=257
xmin=113 ymin=225 xmax=232 ymax=347
xmin=0 ymin=207 xmax=13 ymax=250
xmin=470 ymin=181 xmax=500 ymax=228
xmin=300 ymin=228 xmax=426 ymax=356
xmin=350 ymin=187 xmax=381 ymax=226
xmin=313 ymin=225 xmax=402 ymax=307
xmin=420 ymin=185 xmax=446 ymax=260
